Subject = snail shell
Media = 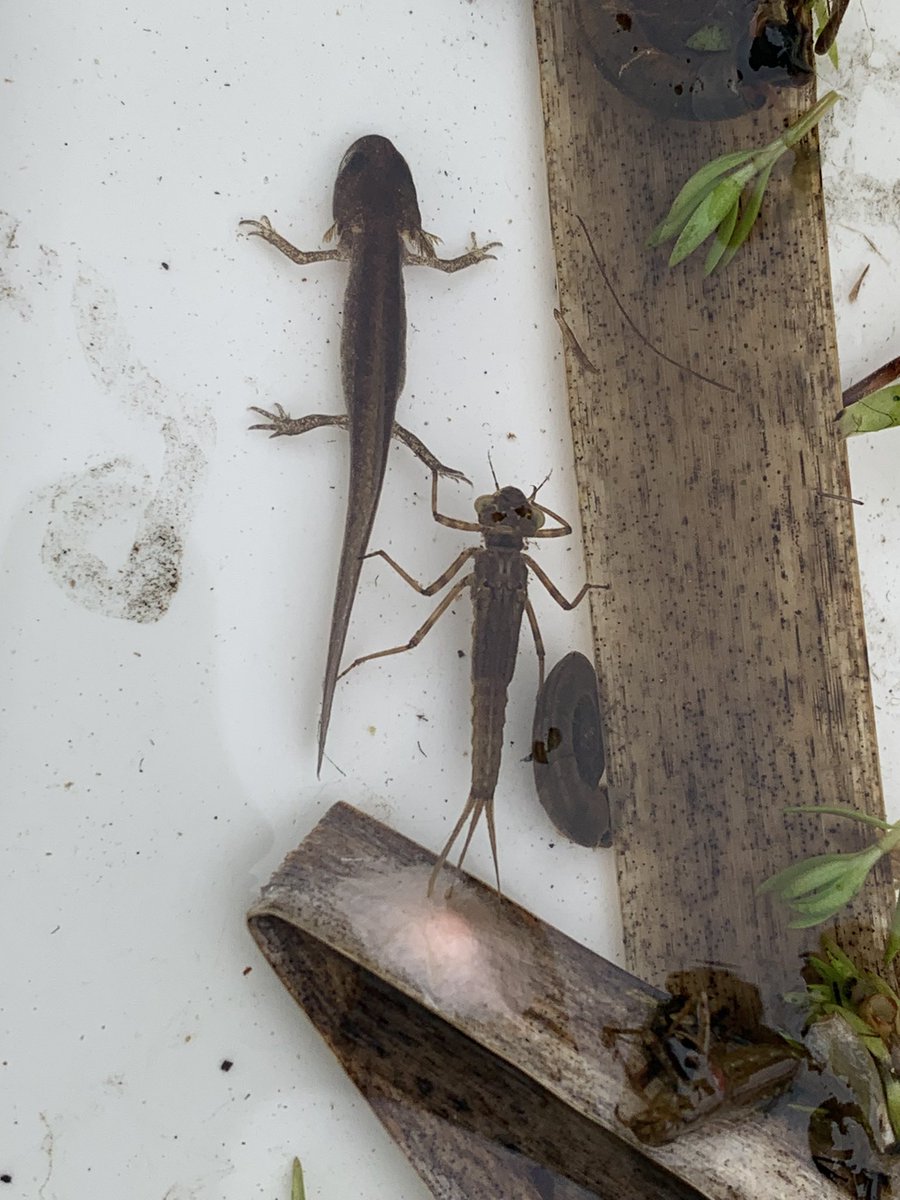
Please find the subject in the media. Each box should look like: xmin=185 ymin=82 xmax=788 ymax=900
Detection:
xmin=532 ymin=651 xmax=612 ymax=848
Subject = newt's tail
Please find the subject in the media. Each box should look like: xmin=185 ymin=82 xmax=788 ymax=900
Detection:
xmin=427 ymin=791 xmax=500 ymax=897
xmin=316 ymin=473 xmax=381 ymax=776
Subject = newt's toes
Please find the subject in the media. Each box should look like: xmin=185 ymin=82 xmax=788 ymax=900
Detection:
xmin=239 ymin=215 xmax=273 ymax=237
xmin=445 ymin=468 xmax=472 ymax=485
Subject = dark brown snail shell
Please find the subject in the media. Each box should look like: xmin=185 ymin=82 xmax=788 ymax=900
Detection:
xmin=532 ymin=651 xmax=612 ymax=848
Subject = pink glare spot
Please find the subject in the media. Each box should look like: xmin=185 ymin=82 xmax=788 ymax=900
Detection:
xmin=415 ymin=907 xmax=483 ymax=973
xmin=334 ymin=863 xmax=534 ymax=1018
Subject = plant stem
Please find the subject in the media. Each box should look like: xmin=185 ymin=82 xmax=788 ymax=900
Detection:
xmin=785 ymin=805 xmax=896 ymax=832
xmin=779 ymin=90 xmax=841 ymax=150
xmin=842 ymin=354 xmax=900 ymax=408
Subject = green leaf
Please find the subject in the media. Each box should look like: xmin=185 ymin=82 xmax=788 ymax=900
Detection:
xmin=292 ymin=1157 xmax=306 ymax=1200
xmin=819 ymin=937 xmax=860 ymax=979
xmin=882 ymin=1072 xmax=900 ymax=1140
xmin=786 ymin=867 xmax=867 ymax=916
xmin=760 ymin=851 xmax=859 ymax=901
xmin=785 ymin=989 xmax=817 ymax=1006
xmin=703 ymin=197 xmax=740 ymax=275
xmin=885 ymin=894 xmax=900 ymax=965
xmin=648 ymin=150 xmax=756 ymax=246
xmin=764 ymin=844 xmax=884 ymax=929
xmin=806 ymin=955 xmax=834 ymax=981
xmin=715 ymin=162 xmax=774 ymax=271
xmin=686 ymin=24 xmax=730 ymax=52
xmin=669 ymin=167 xmax=756 ymax=266
xmin=837 ymin=382 xmax=900 ymax=436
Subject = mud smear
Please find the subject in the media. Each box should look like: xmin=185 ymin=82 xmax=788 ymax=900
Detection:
xmin=820 ymin=24 xmax=900 ymax=230
xmin=40 ymin=272 xmax=214 ymax=623
xmin=0 ymin=211 xmax=62 ymax=321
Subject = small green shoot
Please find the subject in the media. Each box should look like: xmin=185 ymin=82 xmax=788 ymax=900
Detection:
xmin=789 ymin=938 xmax=900 ymax=1137
xmin=649 ymin=91 xmax=840 ymax=273
xmin=760 ymin=805 xmax=900 ymax=962
xmin=291 ymin=1156 xmax=306 ymax=1200
xmin=838 ymin=381 xmax=900 ymax=436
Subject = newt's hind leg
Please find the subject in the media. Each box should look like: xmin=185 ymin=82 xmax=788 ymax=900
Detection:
xmin=248 ymin=407 xmax=468 ymax=481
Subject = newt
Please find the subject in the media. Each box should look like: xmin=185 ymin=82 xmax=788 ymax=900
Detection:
xmin=242 ymin=135 xmax=498 ymax=772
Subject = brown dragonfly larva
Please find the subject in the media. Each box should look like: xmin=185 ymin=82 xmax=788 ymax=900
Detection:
xmin=338 ymin=470 xmax=606 ymax=894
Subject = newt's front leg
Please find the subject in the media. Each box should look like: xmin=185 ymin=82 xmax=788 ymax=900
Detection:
xmin=239 ymin=215 xmax=348 ymax=266
xmin=404 ymin=230 xmax=501 ymax=274
xmin=248 ymin=405 xmax=469 ymax=483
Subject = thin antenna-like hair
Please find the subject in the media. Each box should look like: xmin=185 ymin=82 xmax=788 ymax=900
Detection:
xmin=487 ymin=449 xmax=500 ymax=490
xmin=529 ymin=470 xmax=553 ymax=502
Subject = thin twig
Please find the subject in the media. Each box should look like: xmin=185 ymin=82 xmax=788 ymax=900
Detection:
xmin=842 ymin=353 xmax=900 ymax=408
xmin=576 ymin=215 xmax=735 ymax=395
xmin=848 ymin=263 xmax=869 ymax=303
xmin=818 ymin=491 xmax=863 ymax=506
xmin=554 ymin=309 xmax=599 ymax=374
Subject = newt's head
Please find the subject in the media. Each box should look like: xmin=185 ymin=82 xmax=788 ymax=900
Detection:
xmin=474 ymin=486 xmax=546 ymax=541
xmin=332 ymin=135 xmax=422 ymax=237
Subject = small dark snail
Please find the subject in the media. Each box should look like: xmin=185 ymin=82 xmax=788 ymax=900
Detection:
xmin=532 ymin=651 xmax=612 ymax=848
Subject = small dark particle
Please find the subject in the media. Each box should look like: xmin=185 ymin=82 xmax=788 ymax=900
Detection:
xmin=457 ymin=649 xmax=465 ymax=658
xmin=220 ymin=1059 xmax=233 ymax=1072
xmin=242 ymin=966 xmax=252 ymax=976
xmin=1 ymin=1173 xmax=12 ymax=1183
xmin=161 ymin=262 xmax=170 ymax=270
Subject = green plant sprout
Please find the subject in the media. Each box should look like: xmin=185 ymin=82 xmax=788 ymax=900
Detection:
xmin=786 ymin=937 xmax=900 ymax=1139
xmin=838 ymin=381 xmax=900 ymax=436
xmin=759 ymin=804 xmax=900 ymax=964
xmin=648 ymin=90 xmax=840 ymax=274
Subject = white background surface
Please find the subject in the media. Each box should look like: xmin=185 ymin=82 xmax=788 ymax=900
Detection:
xmin=1 ymin=3 xmax=898 ymax=1198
